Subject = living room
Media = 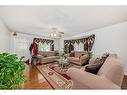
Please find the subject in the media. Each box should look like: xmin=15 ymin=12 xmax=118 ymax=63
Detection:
xmin=0 ymin=6 xmax=127 ymax=90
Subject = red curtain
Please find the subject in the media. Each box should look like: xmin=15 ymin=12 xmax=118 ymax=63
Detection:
xmin=33 ymin=41 xmax=38 ymax=56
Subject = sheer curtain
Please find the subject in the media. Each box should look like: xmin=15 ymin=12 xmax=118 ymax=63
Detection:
xmin=79 ymin=42 xmax=84 ymax=51
xmin=74 ymin=43 xmax=78 ymax=51
xmin=74 ymin=42 xmax=84 ymax=51
xmin=39 ymin=42 xmax=51 ymax=51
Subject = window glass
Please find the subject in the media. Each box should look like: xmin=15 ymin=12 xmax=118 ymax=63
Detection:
xmin=74 ymin=42 xmax=84 ymax=51
xmin=39 ymin=42 xmax=50 ymax=51
xmin=79 ymin=42 xmax=84 ymax=51
xmin=74 ymin=43 xmax=78 ymax=51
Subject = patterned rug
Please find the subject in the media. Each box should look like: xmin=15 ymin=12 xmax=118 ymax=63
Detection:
xmin=36 ymin=63 xmax=73 ymax=89
xmin=49 ymin=63 xmax=71 ymax=80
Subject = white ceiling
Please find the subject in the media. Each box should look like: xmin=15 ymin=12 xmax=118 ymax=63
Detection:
xmin=0 ymin=6 xmax=127 ymax=37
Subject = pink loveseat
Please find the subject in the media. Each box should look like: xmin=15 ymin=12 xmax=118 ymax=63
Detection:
xmin=67 ymin=51 xmax=88 ymax=66
xmin=67 ymin=54 xmax=124 ymax=89
xmin=38 ymin=51 xmax=59 ymax=64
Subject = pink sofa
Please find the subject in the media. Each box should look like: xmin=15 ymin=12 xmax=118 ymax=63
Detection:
xmin=67 ymin=51 xmax=88 ymax=66
xmin=38 ymin=51 xmax=59 ymax=64
xmin=67 ymin=54 xmax=124 ymax=89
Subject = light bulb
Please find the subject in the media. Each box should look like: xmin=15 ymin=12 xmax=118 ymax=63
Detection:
xmin=54 ymin=33 xmax=57 ymax=36
xmin=51 ymin=33 xmax=53 ymax=36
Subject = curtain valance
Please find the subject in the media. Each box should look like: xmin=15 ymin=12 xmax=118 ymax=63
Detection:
xmin=64 ymin=34 xmax=95 ymax=52
xmin=33 ymin=38 xmax=54 ymax=51
xmin=33 ymin=38 xmax=54 ymax=45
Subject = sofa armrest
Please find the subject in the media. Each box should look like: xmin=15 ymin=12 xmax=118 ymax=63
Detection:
xmin=67 ymin=67 xmax=120 ymax=89
xmin=80 ymin=55 xmax=88 ymax=65
xmin=37 ymin=54 xmax=43 ymax=58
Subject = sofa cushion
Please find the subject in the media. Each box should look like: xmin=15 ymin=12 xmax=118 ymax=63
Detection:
xmin=75 ymin=51 xmax=87 ymax=58
xmin=80 ymin=54 xmax=88 ymax=65
xmin=70 ymin=51 xmax=75 ymax=57
xmin=90 ymin=57 xmax=105 ymax=64
xmin=41 ymin=56 xmax=58 ymax=62
xmin=79 ymin=54 xmax=84 ymax=58
xmin=94 ymin=57 xmax=102 ymax=64
xmin=72 ymin=58 xmax=80 ymax=62
xmin=85 ymin=63 xmax=103 ymax=74
xmin=89 ymin=53 xmax=109 ymax=64
xmin=46 ymin=56 xmax=58 ymax=59
xmin=42 ymin=51 xmax=55 ymax=57
xmin=68 ymin=57 xmax=80 ymax=62
xmin=43 ymin=54 xmax=47 ymax=57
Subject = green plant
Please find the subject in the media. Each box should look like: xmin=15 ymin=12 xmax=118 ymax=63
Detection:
xmin=63 ymin=48 xmax=69 ymax=54
xmin=0 ymin=53 xmax=26 ymax=89
xmin=59 ymin=51 xmax=65 ymax=59
xmin=88 ymin=51 xmax=93 ymax=60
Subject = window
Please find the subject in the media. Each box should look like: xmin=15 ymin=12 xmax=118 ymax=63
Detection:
xmin=79 ymin=42 xmax=84 ymax=51
xmin=45 ymin=43 xmax=50 ymax=51
xmin=74 ymin=42 xmax=84 ymax=51
xmin=74 ymin=43 xmax=78 ymax=51
xmin=38 ymin=42 xmax=51 ymax=51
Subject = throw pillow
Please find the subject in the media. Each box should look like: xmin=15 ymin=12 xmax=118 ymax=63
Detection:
xmin=92 ymin=54 xmax=109 ymax=64
xmin=70 ymin=52 xmax=75 ymax=57
xmin=101 ymin=53 xmax=109 ymax=63
xmin=85 ymin=63 xmax=103 ymax=74
xmin=43 ymin=54 xmax=47 ymax=57
xmin=94 ymin=57 xmax=102 ymax=64
xmin=79 ymin=54 xmax=84 ymax=59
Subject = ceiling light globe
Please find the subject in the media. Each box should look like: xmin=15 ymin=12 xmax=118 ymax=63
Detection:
xmin=51 ymin=33 xmax=53 ymax=36
xmin=54 ymin=34 xmax=57 ymax=36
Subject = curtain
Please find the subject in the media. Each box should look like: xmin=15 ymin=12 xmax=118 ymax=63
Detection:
xmin=33 ymin=41 xmax=38 ymax=56
xmin=87 ymin=34 xmax=95 ymax=51
xmin=33 ymin=38 xmax=54 ymax=52
xmin=64 ymin=44 xmax=69 ymax=53
xmin=64 ymin=34 xmax=95 ymax=52
xmin=69 ymin=43 xmax=74 ymax=53
xmin=51 ymin=44 xmax=54 ymax=51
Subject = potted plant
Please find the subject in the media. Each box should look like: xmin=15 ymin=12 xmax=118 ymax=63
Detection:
xmin=63 ymin=48 xmax=69 ymax=54
xmin=0 ymin=53 xmax=26 ymax=89
xmin=59 ymin=51 xmax=65 ymax=60
xmin=88 ymin=51 xmax=93 ymax=61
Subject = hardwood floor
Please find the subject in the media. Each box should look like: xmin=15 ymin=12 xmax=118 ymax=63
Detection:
xmin=21 ymin=64 xmax=53 ymax=89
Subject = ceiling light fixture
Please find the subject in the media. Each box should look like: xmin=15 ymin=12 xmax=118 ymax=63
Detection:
xmin=49 ymin=28 xmax=64 ymax=38
xmin=13 ymin=32 xmax=17 ymax=36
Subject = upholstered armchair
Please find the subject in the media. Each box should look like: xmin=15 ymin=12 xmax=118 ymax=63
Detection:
xmin=67 ymin=55 xmax=124 ymax=89
xmin=67 ymin=51 xmax=89 ymax=66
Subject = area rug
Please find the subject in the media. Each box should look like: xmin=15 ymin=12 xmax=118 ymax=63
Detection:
xmin=36 ymin=63 xmax=73 ymax=89
xmin=49 ymin=63 xmax=71 ymax=80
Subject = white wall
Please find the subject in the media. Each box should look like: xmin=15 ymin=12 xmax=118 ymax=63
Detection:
xmin=0 ymin=19 xmax=10 ymax=52
xmin=60 ymin=21 xmax=127 ymax=72
xmin=54 ymin=39 xmax=59 ymax=50
xmin=10 ymin=32 xmax=59 ymax=60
